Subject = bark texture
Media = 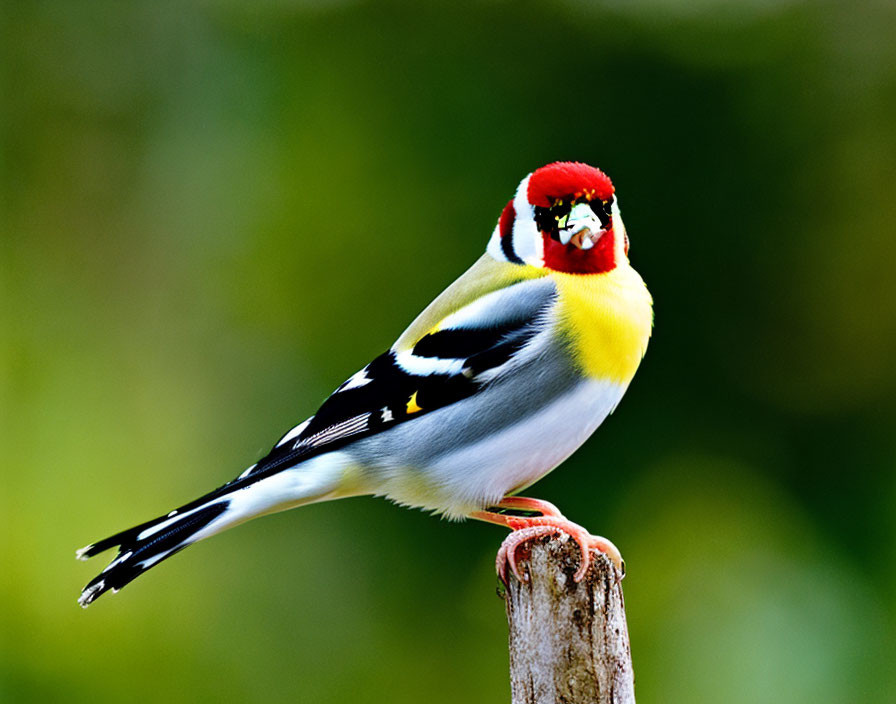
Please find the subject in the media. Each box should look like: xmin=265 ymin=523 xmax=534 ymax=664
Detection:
xmin=503 ymin=537 xmax=635 ymax=704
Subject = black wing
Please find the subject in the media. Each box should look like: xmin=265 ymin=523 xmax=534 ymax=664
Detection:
xmin=244 ymin=276 xmax=558 ymax=480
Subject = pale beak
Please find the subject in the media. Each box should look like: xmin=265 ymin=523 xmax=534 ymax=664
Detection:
xmin=558 ymin=202 xmax=607 ymax=250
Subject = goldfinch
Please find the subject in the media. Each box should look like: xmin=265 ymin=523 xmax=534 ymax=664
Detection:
xmin=77 ymin=161 xmax=652 ymax=607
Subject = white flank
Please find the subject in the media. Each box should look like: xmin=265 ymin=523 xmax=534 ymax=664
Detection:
xmin=423 ymin=378 xmax=628 ymax=514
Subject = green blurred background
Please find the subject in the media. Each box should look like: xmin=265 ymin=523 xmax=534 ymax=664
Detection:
xmin=3 ymin=1 xmax=895 ymax=702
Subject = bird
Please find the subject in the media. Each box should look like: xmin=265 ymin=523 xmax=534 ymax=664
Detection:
xmin=76 ymin=161 xmax=653 ymax=607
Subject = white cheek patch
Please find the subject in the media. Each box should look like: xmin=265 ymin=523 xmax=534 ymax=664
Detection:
xmin=486 ymin=222 xmax=507 ymax=262
xmin=511 ymin=175 xmax=544 ymax=267
xmin=485 ymin=173 xmax=543 ymax=267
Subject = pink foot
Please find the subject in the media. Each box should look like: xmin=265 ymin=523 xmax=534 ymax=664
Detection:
xmin=495 ymin=517 xmax=624 ymax=584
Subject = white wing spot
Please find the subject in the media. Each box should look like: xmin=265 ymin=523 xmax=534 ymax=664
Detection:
xmin=340 ymin=368 xmax=373 ymax=390
xmin=394 ymin=351 xmax=466 ymax=377
xmin=237 ymin=463 xmax=258 ymax=479
xmin=381 ymin=407 xmax=394 ymax=423
xmin=276 ymin=419 xmax=311 ymax=448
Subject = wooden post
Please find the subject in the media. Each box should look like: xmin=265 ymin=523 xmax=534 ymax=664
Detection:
xmin=502 ymin=536 xmax=635 ymax=704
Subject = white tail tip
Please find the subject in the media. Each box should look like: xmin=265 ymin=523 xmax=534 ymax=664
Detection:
xmin=78 ymin=580 xmax=104 ymax=608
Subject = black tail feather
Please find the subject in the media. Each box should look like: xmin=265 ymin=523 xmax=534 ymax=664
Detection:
xmin=77 ymin=502 xmax=229 ymax=607
xmin=75 ymin=516 xmax=162 ymax=561
xmin=77 ymin=441 xmax=335 ymax=607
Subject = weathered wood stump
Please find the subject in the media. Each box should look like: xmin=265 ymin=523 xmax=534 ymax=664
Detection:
xmin=502 ymin=536 xmax=635 ymax=704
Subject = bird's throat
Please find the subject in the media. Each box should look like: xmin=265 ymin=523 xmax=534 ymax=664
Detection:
xmin=542 ymin=227 xmax=617 ymax=274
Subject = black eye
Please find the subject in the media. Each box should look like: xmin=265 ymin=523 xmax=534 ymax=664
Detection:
xmin=533 ymin=201 xmax=572 ymax=234
xmin=589 ymin=198 xmax=613 ymax=227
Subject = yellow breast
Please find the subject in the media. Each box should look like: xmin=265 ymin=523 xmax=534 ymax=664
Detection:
xmin=552 ymin=265 xmax=653 ymax=383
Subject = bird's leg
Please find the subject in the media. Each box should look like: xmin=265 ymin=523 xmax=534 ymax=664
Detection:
xmin=471 ymin=496 xmax=624 ymax=584
xmin=483 ymin=496 xmax=565 ymax=517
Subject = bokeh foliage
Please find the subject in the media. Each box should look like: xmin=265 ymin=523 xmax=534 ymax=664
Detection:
xmin=2 ymin=1 xmax=895 ymax=702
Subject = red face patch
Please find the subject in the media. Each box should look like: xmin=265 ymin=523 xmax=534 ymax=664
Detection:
xmin=498 ymin=199 xmax=515 ymax=238
xmin=527 ymin=162 xmax=614 ymax=208
xmin=542 ymin=227 xmax=617 ymax=274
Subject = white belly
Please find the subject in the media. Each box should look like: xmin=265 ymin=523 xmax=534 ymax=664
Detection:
xmin=374 ymin=378 xmax=628 ymax=518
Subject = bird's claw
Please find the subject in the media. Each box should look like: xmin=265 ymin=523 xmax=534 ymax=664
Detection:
xmin=495 ymin=518 xmax=624 ymax=584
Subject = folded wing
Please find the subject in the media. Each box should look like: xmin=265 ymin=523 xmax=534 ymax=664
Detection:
xmin=246 ymin=270 xmax=558 ymax=481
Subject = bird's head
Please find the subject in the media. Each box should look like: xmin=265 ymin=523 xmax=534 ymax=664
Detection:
xmin=487 ymin=161 xmax=628 ymax=274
